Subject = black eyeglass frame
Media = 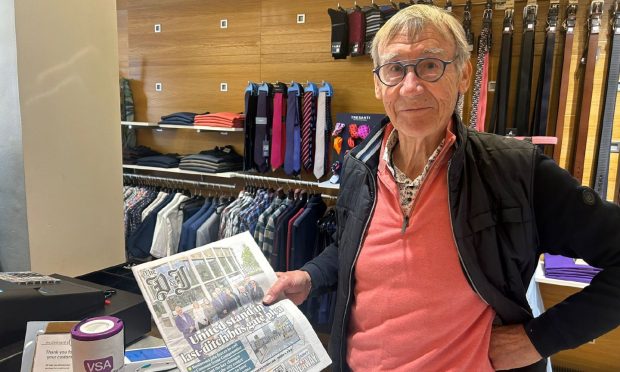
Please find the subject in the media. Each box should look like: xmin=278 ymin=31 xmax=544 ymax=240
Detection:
xmin=372 ymin=57 xmax=456 ymax=86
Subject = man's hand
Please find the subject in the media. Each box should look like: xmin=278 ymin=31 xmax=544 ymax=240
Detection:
xmin=489 ymin=324 xmax=542 ymax=370
xmin=262 ymin=270 xmax=312 ymax=306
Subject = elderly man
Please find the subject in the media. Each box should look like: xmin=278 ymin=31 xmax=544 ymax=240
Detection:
xmin=263 ymin=5 xmax=620 ymax=372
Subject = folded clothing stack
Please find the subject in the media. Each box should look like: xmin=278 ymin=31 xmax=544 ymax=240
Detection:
xmin=158 ymin=111 xmax=209 ymax=125
xmin=543 ymin=254 xmax=602 ymax=284
xmin=193 ymin=112 xmax=245 ymax=128
xmin=136 ymin=154 xmax=180 ymax=168
xmin=179 ymin=146 xmax=243 ymax=173
xmin=123 ymin=146 xmax=161 ymax=165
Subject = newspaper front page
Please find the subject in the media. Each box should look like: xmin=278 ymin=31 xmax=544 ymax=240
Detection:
xmin=132 ymin=232 xmax=331 ymax=372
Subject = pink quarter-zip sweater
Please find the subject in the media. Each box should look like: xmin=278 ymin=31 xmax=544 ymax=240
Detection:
xmin=347 ymin=123 xmax=495 ymax=371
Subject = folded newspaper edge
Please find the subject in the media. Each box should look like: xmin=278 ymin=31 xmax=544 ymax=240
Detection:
xmin=131 ymin=231 xmax=331 ymax=372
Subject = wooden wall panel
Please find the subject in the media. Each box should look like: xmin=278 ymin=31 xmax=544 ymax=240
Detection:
xmin=117 ymin=0 xmax=129 ymax=76
xmin=119 ymin=0 xmax=619 ymax=194
xmin=137 ymin=128 xmax=244 ymax=156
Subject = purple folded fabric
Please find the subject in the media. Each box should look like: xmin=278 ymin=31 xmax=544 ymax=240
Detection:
xmin=544 ymin=274 xmax=595 ymax=284
xmin=544 ymin=254 xmax=601 ymax=284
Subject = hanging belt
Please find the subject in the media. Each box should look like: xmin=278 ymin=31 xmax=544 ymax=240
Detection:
xmin=469 ymin=4 xmax=492 ymax=131
xmin=571 ymin=1 xmax=604 ymax=183
xmin=488 ymin=8 xmax=514 ymax=135
xmin=457 ymin=0 xmax=474 ymax=121
xmin=463 ymin=1 xmax=474 ymax=53
xmin=552 ymin=4 xmax=578 ymax=162
xmin=513 ymin=3 xmax=538 ymax=136
xmin=596 ymin=0 xmax=620 ymax=199
xmin=532 ymin=3 xmax=559 ymax=137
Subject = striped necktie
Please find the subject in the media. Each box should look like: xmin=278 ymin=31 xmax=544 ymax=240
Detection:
xmin=301 ymin=91 xmax=315 ymax=171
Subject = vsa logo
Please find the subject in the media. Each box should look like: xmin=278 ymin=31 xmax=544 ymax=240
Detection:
xmin=83 ymin=356 xmax=114 ymax=372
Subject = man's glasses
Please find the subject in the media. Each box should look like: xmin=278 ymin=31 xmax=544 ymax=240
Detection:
xmin=373 ymin=57 xmax=455 ymax=86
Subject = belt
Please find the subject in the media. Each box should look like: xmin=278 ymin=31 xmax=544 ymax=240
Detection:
xmin=488 ymin=8 xmax=514 ymax=135
xmin=513 ymin=3 xmax=538 ymax=136
xmin=553 ymin=4 xmax=578 ymax=163
xmin=458 ymin=0 xmax=474 ymax=121
xmin=469 ymin=4 xmax=493 ymax=131
xmin=532 ymin=3 xmax=560 ymax=137
xmin=571 ymin=1 xmax=604 ymax=183
xmin=596 ymin=0 xmax=620 ymax=199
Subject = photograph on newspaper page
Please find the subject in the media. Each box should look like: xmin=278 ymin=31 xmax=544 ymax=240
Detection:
xmin=132 ymin=231 xmax=331 ymax=372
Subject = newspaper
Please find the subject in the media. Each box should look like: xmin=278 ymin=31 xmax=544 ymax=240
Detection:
xmin=132 ymin=232 xmax=331 ymax=372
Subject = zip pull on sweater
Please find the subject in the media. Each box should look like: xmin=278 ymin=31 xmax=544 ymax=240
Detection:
xmin=401 ymin=215 xmax=409 ymax=234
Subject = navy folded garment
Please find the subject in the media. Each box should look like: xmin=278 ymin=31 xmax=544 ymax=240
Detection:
xmin=123 ymin=145 xmax=161 ymax=164
xmin=544 ymin=254 xmax=602 ymax=284
xmin=179 ymin=158 xmax=242 ymax=167
xmin=194 ymin=146 xmax=244 ymax=164
xmin=179 ymin=166 xmax=242 ymax=174
xmin=158 ymin=111 xmax=209 ymax=125
xmin=137 ymin=155 xmax=180 ymax=168
xmin=158 ymin=120 xmax=194 ymax=125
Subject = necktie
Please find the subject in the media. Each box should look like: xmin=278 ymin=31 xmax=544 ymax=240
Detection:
xmin=271 ymin=92 xmax=286 ymax=170
xmin=572 ymin=2 xmax=604 ymax=183
xmin=314 ymin=92 xmax=327 ymax=180
xmin=284 ymin=89 xmax=301 ymax=175
xmin=552 ymin=4 xmax=578 ymax=162
xmin=301 ymin=91 xmax=315 ymax=171
xmin=513 ymin=4 xmax=537 ymax=136
xmin=243 ymin=90 xmax=257 ymax=171
xmin=254 ymin=89 xmax=271 ymax=173
xmin=595 ymin=3 xmax=620 ymax=200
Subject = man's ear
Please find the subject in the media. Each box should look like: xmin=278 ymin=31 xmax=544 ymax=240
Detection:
xmin=458 ymin=60 xmax=473 ymax=94
xmin=373 ymin=75 xmax=383 ymax=100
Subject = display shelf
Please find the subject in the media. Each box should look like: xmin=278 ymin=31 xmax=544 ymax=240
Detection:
xmin=120 ymin=122 xmax=243 ymax=133
xmin=534 ymin=260 xmax=588 ymax=289
xmin=122 ymin=165 xmax=236 ymax=178
xmin=121 ymin=121 xmax=158 ymax=127
xmin=158 ymin=124 xmax=243 ymax=132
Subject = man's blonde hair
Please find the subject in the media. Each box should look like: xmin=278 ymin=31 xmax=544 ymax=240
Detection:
xmin=370 ymin=5 xmax=470 ymax=73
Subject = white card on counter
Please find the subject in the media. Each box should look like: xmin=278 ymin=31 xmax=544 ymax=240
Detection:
xmin=32 ymin=333 xmax=73 ymax=372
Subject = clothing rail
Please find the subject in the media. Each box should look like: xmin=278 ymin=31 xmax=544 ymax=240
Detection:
xmin=234 ymin=172 xmax=335 ymax=190
xmin=123 ymin=173 xmax=236 ymax=190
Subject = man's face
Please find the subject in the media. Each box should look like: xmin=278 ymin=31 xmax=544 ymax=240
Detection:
xmin=374 ymin=26 xmax=471 ymax=138
xmin=175 ymin=306 xmax=183 ymax=315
